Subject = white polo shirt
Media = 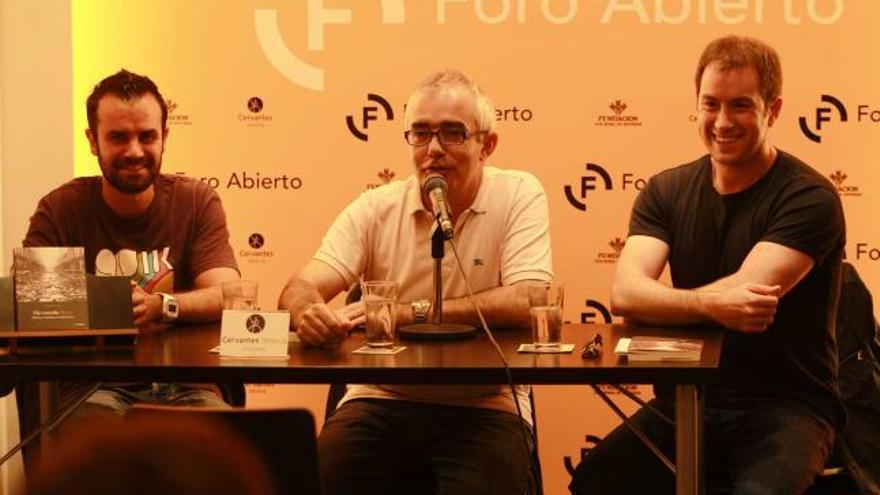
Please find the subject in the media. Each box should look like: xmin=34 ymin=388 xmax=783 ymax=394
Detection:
xmin=314 ymin=166 xmax=553 ymax=420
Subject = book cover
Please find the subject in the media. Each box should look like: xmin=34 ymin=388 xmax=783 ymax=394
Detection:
xmin=616 ymin=335 xmax=703 ymax=362
xmin=0 ymin=277 xmax=13 ymax=330
xmin=13 ymin=247 xmax=89 ymax=330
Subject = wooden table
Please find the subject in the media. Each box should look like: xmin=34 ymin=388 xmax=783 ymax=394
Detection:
xmin=1 ymin=322 xmax=723 ymax=495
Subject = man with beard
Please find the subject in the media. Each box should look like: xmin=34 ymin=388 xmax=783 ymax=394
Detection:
xmin=11 ymin=69 xmax=240 ymax=468
xmin=279 ymin=69 xmax=552 ymax=494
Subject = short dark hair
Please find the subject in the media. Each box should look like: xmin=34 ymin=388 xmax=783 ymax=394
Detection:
xmin=695 ymin=35 xmax=782 ymax=107
xmin=86 ymin=69 xmax=167 ymax=132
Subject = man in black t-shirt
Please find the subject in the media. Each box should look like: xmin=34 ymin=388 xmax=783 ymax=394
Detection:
xmin=570 ymin=36 xmax=845 ymax=495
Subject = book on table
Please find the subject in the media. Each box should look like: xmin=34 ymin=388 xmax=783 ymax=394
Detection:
xmin=13 ymin=247 xmax=89 ymax=331
xmin=615 ymin=335 xmax=704 ymax=362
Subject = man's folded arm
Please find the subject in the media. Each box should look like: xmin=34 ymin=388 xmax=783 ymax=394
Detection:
xmin=698 ymin=241 xmax=814 ymax=296
xmin=610 ymin=235 xmax=706 ymax=326
xmin=611 ymin=235 xmax=814 ymax=333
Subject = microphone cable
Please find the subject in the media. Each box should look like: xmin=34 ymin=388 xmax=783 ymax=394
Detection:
xmin=447 ymin=236 xmax=538 ymax=493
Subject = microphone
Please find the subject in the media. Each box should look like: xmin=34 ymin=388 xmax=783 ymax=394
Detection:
xmin=422 ymin=174 xmax=454 ymax=239
xmin=399 ymin=173 xmax=477 ymax=340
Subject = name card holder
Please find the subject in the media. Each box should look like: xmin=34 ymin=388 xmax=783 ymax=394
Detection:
xmin=220 ymin=310 xmax=290 ymax=358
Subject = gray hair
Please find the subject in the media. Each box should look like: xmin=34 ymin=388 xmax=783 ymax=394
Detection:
xmin=404 ymin=69 xmax=496 ymax=133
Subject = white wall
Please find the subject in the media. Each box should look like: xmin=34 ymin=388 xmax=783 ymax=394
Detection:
xmin=0 ymin=0 xmax=73 ymax=491
xmin=0 ymin=53 xmax=14 ymax=495
xmin=0 ymin=90 xmax=14 ymax=494
xmin=1 ymin=0 xmax=73 ymax=259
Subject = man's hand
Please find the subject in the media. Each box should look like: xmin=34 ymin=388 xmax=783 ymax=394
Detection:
xmin=340 ymin=300 xmax=365 ymax=327
xmin=702 ymin=283 xmax=780 ymax=333
xmin=131 ymin=282 xmax=163 ymax=328
xmin=296 ymin=302 xmax=356 ymax=346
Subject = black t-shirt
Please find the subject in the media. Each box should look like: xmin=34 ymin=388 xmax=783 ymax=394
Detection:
xmin=629 ymin=150 xmax=846 ymax=426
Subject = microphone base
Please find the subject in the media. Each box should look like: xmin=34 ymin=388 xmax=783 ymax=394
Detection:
xmin=398 ymin=323 xmax=477 ymax=341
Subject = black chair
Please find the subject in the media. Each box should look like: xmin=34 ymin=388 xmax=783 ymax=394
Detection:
xmin=708 ymin=262 xmax=880 ymax=495
xmin=131 ymin=406 xmax=321 ymax=495
xmin=804 ymin=262 xmax=880 ymax=495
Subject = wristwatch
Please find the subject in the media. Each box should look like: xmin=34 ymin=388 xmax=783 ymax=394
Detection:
xmin=157 ymin=292 xmax=179 ymax=323
xmin=411 ymin=299 xmax=431 ymax=324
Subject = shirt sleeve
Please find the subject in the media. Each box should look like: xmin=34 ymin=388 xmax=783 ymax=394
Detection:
xmin=190 ymin=186 xmax=239 ymax=276
xmin=500 ymin=173 xmax=553 ymax=285
xmin=313 ymin=192 xmax=372 ymax=288
xmin=628 ymin=174 xmax=672 ymax=244
xmin=762 ymin=185 xmax=845 ymax=265
xmin=22 ymin=196 xmax=64 ymax=248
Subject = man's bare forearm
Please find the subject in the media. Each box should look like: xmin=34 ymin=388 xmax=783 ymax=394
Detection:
xmin=167 ymin=266 xmax=241 ymax=324
xmin=611 ymin=275 xmax=711 ymax=326
xmin=278 ymin=277 xmax=325 ymax=327
xmin=612 ymin=272 xmax=781 ymax=333
xmin=413 ymin=283 xmax=533 ymax=330
xmin=174 ymin=285 xmax=226 ymax=323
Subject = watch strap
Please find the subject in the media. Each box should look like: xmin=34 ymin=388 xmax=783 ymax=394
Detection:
xmin=157 ymin=292 xmax=179 ymax=323
xmin=411 ymin=299 xmax=431 ymax=324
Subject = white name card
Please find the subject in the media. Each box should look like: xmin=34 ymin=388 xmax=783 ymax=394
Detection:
xmin=220 ymin=310 xmax=290 ymax=357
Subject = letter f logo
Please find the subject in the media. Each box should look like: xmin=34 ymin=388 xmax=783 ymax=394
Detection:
xmin=254 ymin=1 xmax=405 ymax=92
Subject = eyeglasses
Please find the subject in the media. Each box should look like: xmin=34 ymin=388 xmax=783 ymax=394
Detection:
xmin=404 ymin=127 xmax=485 ymax=146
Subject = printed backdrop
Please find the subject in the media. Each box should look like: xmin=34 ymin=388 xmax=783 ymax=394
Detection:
xmin=72 ymin=1 xmax=879 ymax=492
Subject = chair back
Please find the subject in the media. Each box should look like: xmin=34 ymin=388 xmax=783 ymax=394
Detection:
xmin=130 ymin=406 xmax=320 ymax=495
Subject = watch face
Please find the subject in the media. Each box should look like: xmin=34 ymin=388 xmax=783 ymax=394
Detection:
xmin=412 ymin=300 xmax=430 ymax=322
xmin=168 ymin=301 xmax=178 ymax=314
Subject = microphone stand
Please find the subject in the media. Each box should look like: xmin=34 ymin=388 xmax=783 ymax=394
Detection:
xmin=398 ymin=217 xmax=476 ymax=340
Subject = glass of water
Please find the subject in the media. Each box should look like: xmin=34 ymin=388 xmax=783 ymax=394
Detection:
xmin=528 ymin=281 xmax=564 ymax=348
xmin=362 ymin=280 xmax=398 ymax=348
xmin=222 ymin=280 xmax=259 ymax=310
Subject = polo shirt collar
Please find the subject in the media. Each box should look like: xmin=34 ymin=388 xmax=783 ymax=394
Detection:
xmin=405 ymin=166 xmax=491 ymax=217
xmin=469 ymin=167 xmax=490 ymax=215
xmin=405 ymin=175 xmax=427 ymax=217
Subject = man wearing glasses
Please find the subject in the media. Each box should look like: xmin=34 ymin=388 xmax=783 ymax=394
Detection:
xmin=279 ymin=69 xmax=552 ymax=494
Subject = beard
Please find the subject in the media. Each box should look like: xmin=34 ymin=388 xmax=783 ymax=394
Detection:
xmin=98 ymin=148 xmax=161 ymax=194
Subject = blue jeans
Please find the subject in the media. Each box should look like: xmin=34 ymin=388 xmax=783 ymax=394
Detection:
xmin=569 ymin=397 xmax=834 ymax=495
xmin=319 ymin=399 xmax=533 ymax=495
xmin=78 ymin=383 xmax=228 ymax=416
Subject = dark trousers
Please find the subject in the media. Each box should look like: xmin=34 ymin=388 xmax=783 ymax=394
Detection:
xmin=319 ymin=399 xmax=532 ymax=495
xmin=569 ymin=398 xmax=834 ymax=495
